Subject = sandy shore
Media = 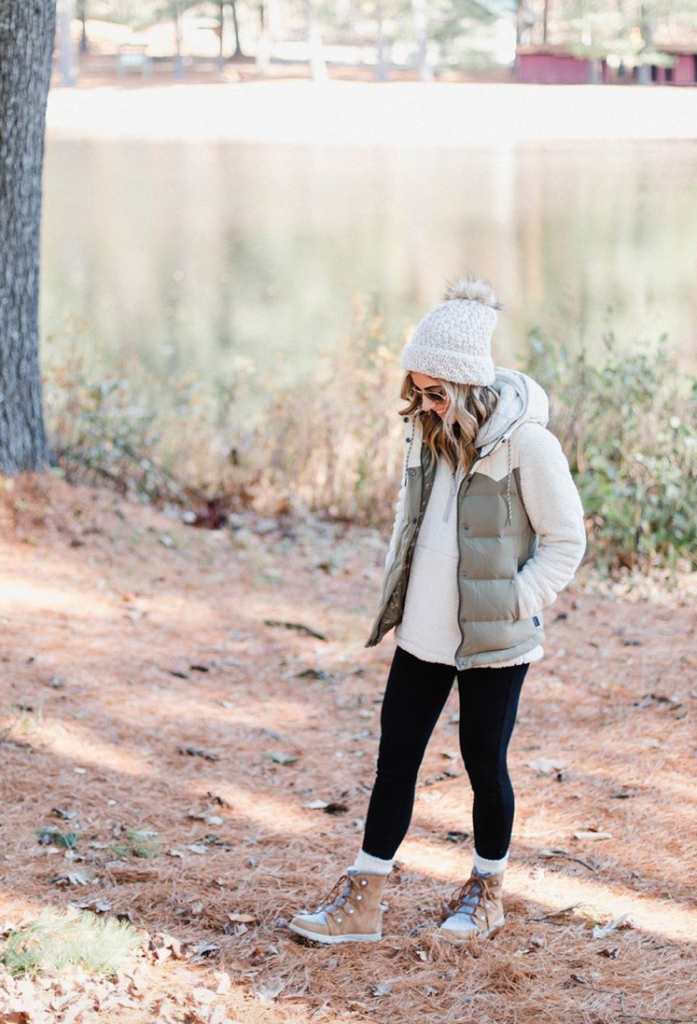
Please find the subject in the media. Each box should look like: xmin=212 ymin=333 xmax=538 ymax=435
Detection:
xmin=46 ymin=80 xmax=697 ymax=146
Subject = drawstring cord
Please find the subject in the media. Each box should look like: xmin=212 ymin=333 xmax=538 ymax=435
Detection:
xmin=403 ymin=415 xmax=512 ymax=526
xmin=505 ymin=436 xmax=512 ymax=526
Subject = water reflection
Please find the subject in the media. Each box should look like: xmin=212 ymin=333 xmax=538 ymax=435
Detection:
xmin=41 ymin=137 xmax=697 ymax=397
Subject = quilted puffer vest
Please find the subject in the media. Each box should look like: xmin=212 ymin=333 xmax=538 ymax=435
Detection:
xmin=365 ymin=419 xmax=545 ymax=670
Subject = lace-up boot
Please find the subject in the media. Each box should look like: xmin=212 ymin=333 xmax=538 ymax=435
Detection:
xmin=437 ymin=867 xmax=505 ymax=941
xmin=289 ymin=868 xmax=387 ymax=944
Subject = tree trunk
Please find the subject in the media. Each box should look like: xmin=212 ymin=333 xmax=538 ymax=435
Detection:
xmin=57 ymin=0 xmax=77 ymax=86
xmin=307 ymin=0 xmax=327 ymax=82
xmin=0 ymin=0 xmax=54 ymax=472
xmin=411 ymin=0 xmax=432 ymax=82
xmin=256 ymin=1 xmax=271 ymax=74
xmin=230 ymin=0 xmax=243 ymax=57
xmin=217 ymin=0 xmax=225 ymax=71
xmin=174 ymin=5 xmax=185 ymax=79
xmin=636 ymin=3 xmax=652 ymax=85
xmin=375 ymin=0 xmax=387 ymax=82
xmin=78 ymin=0 xmax=88 ymax=54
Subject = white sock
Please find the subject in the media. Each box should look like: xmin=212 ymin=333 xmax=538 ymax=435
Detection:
xmin=473 ymin=849 xmax=509 ymax=876
xmin=350 ymin=849 xmax=394 ymax=876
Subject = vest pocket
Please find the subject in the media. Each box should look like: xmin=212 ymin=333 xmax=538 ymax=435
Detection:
xmin=508 ymin=576 xmax=521 ymax=622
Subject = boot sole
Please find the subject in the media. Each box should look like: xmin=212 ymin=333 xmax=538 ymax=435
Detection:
xmin=437 ymin=915 xmax=505 ymax=941
xmin=288 ymin=922 xmax=382 ymax=944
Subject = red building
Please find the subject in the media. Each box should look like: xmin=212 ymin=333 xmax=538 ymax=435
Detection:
xmin=652 ymin=46 xmax=697 ymax=85
xmin=516 ymin=45 xmax=606 ymax=84
xmin=516 ymin=42 xmax=697 ymax=86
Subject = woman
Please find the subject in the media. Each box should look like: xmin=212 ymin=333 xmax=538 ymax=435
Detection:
xmin=289 ymin=276 xmax=586 ymax=945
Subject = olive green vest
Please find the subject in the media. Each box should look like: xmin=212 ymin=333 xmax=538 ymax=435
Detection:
xmin=365 ymin=436 xmax=545 ymax=670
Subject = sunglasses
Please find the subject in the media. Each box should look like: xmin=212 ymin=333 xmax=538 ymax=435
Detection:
xmin=408 ymin=384 xmax=448 ymax=407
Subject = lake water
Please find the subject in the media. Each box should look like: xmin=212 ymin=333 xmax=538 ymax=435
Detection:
xmin=40 ymin=137 xmax=697 ymax=407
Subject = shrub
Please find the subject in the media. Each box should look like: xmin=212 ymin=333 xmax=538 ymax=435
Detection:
xmin=522 ymin=330 xmax=697 ymax=572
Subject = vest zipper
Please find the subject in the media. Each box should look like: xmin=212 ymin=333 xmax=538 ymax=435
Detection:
xmin=454 ymin=454 xmax=482 ymax=666
xmin=443 ymin=468 xmax=457 ymax=523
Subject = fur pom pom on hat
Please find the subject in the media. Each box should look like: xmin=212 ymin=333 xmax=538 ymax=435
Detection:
xmin=400 ymin=274 xmax=500 ymax=386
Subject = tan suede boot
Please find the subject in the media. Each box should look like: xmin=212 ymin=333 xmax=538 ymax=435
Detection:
xmin=289 ymin=868 xmax=387 ymax=944
xmin=437 ymin=868 xmax=505 ymax=941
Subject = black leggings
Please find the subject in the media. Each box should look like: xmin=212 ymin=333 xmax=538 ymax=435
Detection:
xmin=362 ymin=645 xmax=528 ymax=861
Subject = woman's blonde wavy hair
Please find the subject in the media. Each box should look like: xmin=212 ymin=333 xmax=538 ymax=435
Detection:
xmin=398 ymin=372 xmax=499 ymax=474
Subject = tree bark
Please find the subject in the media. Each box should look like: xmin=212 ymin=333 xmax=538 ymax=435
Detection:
xmin=57 ymin=0 xmax=77 ymax=86
xmin=230 ymin=0 xmax=243 ymax=57
xmin=78 ymin=0 xmax=89 ymax=54
xmin=0 ymin=0 xmax=55 ymax=472
xmin=306 ymin=0 xmax=327 ymax=82
xmin=375 ymin=0 xmax=387 ymax=82
xmin=174 ymin=5 xmax=185 ymax=78
xmin=217 ymin=0 xmax=225 ymax=71
xmin=411 ymin=0 xmax=432 ymax=82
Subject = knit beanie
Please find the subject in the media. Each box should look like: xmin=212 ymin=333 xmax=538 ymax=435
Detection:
xmin=400 ymin=276 xmax=501 ymax=386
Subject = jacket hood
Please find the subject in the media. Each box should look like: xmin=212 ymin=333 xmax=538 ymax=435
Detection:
xmin=474 ymin=367 xmax=549 ymax=455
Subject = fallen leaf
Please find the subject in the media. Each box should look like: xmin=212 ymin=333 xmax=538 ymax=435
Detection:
xmin=73 ymin=898 xmax=112 ymax=913
xmin=188 ymin=940 xmax=220 ymax=962
xmin=264 ymin=751 xmax=298 ymax=766
xmin=323 ymin=802 xmax=348 ymax=814
xmin=228 ymin=913 xmax=257 ymax=924
xmin=573 ymin=830 xmax=613 ymax=842
xmin=207 ymin=791 xmax=231 ymax=808
xmin=370 ymin=983 xmax=393 ymax=997
xmin=213 ymin=972 xmax=231 ymax=994
xmin=192 ymin=987 xmax=216 ymax=1005
xmin=255 ymin=978 xmax=285 ymax=1004
xmin=48 ymin=870 xmax=92 ymax=886
xmin=592 ymin=913 xmax=630 ymax=938
xmin=177 ymin=746 xmax=219 ymax=761
xmin=527 ymin=757 xmax=567 ymax=774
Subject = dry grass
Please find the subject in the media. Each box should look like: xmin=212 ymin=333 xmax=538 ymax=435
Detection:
xmin=0 ymin=472 xmax=695 ymax=1023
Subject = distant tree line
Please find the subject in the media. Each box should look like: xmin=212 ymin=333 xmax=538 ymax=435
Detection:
xmin=71 ymin=0 xmax=697 ymax=79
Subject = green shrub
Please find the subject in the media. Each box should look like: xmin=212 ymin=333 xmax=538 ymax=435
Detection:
xmin=45 ymin=311 xmax=697 ymax=574
xmin=522 ymin=330 xmax=697 ymax=572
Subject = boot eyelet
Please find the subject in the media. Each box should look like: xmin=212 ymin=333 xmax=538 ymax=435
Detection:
xmin=335 ymin=916 xmax=342 ymax=923
xmin=347 ymin=908 xmax=355 ymax=914
xmin=360 ymin=879 xmax=368 ymax=886
xmin=356 ymin=894 xmax=363 ymax=900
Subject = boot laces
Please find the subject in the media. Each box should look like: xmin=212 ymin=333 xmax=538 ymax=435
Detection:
xmin=313 ymin=872 xmax=355 ymax=914
xmin=443 ymin=873 xmax=497 ymax=927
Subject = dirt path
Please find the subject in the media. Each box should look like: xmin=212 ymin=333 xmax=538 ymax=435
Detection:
xmin=0 ymin=473 xmax=695 ymax=1023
